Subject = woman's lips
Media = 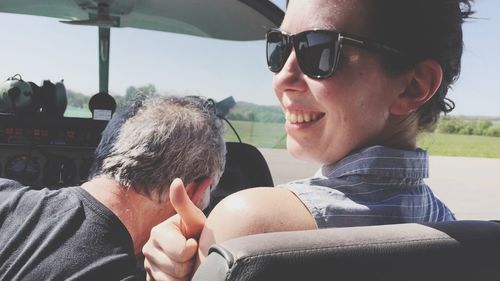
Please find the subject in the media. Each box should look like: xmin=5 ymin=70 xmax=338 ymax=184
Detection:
xmin=285 ymin=109 xmax=325 ymax=124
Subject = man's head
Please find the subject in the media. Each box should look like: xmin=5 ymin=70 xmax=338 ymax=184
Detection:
xmin=89 ymin=95 xmax=226 ymax=202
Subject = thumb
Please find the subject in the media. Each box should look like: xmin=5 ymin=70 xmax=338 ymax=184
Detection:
xmin=169 ymin=178 xmax=207 ymax=239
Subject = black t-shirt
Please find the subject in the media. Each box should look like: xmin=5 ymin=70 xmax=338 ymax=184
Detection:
xmin=0 ymin=178 xmax=144 ymax=281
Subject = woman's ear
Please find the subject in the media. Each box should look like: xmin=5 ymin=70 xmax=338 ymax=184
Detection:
xmin=389 ymin=59 xmax=443 ymax=116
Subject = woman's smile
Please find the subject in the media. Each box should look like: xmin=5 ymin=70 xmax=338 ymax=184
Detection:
xmin=284 ymin=109 xmax=325 ymax=125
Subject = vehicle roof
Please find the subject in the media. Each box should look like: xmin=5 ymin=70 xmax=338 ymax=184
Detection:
xmin=0 ymin=0 xmax=283 ymax=41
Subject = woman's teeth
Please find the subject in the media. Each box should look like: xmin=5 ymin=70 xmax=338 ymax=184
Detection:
xmin=285 ymin=110 xmax=323 ymax=124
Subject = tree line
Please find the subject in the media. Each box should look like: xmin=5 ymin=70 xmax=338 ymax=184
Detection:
xmin=226 ymin=101 xmax=285 ymax=123
xmin=436 ymin=116 xmax=500 ymax=137
xmin=67 ymin=86 xmax=499 ymax=137
xmin=67 ymin=84 xmax=159 ymax=109
xmin=67 ymin=85 xmax=285 ymax=123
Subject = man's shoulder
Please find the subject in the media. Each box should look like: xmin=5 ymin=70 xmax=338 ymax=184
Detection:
xmin=0 ymin=178 xmax=33 ymax=213
xmin=0 ymin=183 xmax=83 ymax=213
xmin=0 ymin=183 xmax=139 ymax=281
xmin=0 ymin=177 xmax=24 ymax=191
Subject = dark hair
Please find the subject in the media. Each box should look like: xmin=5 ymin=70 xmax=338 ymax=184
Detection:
xmin=369 ymin=0 xmax=474 ymax=129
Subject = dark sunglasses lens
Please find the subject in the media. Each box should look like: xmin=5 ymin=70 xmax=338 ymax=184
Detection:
xmin=266 ymin=31 xmax=288 ymax=72
xmin=296 ymin=31 xmax=338 ymax=78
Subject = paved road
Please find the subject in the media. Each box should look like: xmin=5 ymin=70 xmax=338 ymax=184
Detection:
xmin=259 ymin=148 xmax=500 ymax=221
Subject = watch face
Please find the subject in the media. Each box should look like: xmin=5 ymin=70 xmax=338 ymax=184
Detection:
xmin=5 ymin=154 xmax=41 ymax=185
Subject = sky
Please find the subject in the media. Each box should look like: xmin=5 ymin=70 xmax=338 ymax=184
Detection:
xmin=0 ymin=0 xmax=499 ymax=117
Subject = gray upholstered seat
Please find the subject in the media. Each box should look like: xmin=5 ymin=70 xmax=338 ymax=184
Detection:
xmin=192 ymin=220 xmax=500 ymax=281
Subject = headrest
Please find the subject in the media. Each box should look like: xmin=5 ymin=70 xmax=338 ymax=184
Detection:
xmin=208 ymin=142 xmax=274 ymax=212
xmin=193 ymin=220 xmax=500 ymax=281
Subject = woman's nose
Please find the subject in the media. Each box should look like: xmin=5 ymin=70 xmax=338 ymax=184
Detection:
xmin=272 ymin=50 xmax=307 ymax=93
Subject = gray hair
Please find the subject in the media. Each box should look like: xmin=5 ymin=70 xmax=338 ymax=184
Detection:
xmin=89 ymin=95 xmax=226 ymax=201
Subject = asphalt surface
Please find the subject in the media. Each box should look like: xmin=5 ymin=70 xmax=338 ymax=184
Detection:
xmin=258 ymin=148 xmax=500 ymax=221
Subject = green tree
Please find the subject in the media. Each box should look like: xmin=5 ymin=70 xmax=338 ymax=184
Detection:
xmin=245 ymin=112 xmax=256 ymax=122
xmin=66 ymin=89 xmax=90 ymax=108
xmin=125 ymin=84 xmax=158 ymax=101
xmin=125 ymin=86 xmax=138 ymax=101
xmin=436 ymin=118 xmax=459 ymax=134
xmin=113 ymin=95 xmax=126 ymax=109
xmin=473 ymin=119 xmax=493 ymax=136
xmin=486 ymin=125 xmax=500 ymax=137
xmin=435 ymin=117 xmax=497 ymax=137
xmin=225 ymin=101 xmax=285 ymax=123
xmin=458 ymin=125 xmax=473 ymax=135
xmin=227 ymin=112 xmax=245 ymax=121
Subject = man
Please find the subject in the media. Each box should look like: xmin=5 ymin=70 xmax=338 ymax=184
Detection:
xmin=0 ymin=95 xmax=225 ymax=280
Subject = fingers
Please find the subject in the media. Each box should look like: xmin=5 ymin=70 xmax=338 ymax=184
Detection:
xmin=146 ymin=217 xmax=199 ymax=262
xmin=156 ymin=227 xmax=199 ymax=262
xmin=143 ymin=222 xmax=199 ymax=281
xmin=142 ymin=178 xmax=209 ymax=281
xmin=144 ymin=256 xmax=194 ymax=281
xmin=169 ymin=178 xmax=207 ymax=239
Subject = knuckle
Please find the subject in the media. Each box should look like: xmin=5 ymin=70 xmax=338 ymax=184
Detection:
xmin=142 ymin=242 xmax=150 ymax=254
xmin=177 ymin=249 xmax=191 ymax=262
xmin=150 ymin=225 xmax=161 ymax=237
xmin=173 ymin=260 xmax=192 ymax=278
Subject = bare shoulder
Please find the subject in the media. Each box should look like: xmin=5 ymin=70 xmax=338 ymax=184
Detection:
xmin=198 ymin=187 xmax=317 ymax=257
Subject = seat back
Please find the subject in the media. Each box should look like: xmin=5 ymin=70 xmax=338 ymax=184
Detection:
xmin=208 ymin=142 xmax=274 ymax=210
xmin=192 ymin=220 xmax=500 ymax=281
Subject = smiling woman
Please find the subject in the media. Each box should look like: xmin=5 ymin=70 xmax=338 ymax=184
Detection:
xmin=1 ymin=1 xmax=500 ymax=280
xmin=142 ymin=1 xmax=490 ymax=281
xmin=0 ymin=1 xmax=498 ymax=116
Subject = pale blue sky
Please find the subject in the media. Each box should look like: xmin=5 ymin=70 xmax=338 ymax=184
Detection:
xmin=0 ymin=0 xmax=498 ymax=117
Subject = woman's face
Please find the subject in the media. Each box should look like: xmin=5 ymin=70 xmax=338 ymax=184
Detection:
xmin=274 ymin=0 xmax=406 ymax=165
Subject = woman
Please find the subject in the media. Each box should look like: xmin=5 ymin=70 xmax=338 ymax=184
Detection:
xmin=143 ymin=0 xmax=473 ymax=280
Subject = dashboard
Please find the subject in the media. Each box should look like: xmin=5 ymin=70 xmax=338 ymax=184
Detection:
xmin=0 ymin=114 xmax=106 ymax=188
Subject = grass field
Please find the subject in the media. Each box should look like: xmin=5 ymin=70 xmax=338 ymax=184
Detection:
xmin=64 ymin=107 xmax=500 ymax=158
xmin=418 ymin=132 xmax=500 ymax=158
xmin=224 ymin=120 xmax=287 ymax=148
xmin=225 ymin=120 xmax=500 ymax=158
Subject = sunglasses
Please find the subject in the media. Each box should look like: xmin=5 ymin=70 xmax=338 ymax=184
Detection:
xmin=266 ymin=28 xmax=405 ymax=79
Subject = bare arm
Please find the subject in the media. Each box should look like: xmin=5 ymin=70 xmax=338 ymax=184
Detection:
xmin=196 ymin=186 xmax=317 ymax=267
xmin=143 ymin=185 xmax=317 ymax=281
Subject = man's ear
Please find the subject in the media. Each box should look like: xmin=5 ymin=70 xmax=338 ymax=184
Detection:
xmin=186 ymin=178 xmax=214 ymax=208
xmin=389 ymin=59 xmax=443 ymax=116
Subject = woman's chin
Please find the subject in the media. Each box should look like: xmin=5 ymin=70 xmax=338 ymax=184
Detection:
xmin=286 ymin=137 xmax=317 ymax=163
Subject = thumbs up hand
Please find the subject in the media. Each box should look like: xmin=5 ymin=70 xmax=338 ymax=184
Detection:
xmin=143 ymin=178 xmax=210 ymax=281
